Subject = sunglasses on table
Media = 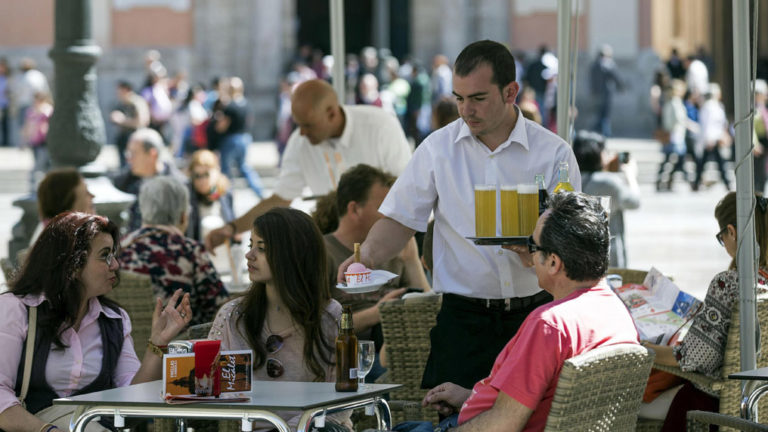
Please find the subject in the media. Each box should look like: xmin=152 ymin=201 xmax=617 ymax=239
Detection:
xmin=265 ymin=334 xmax=285 ymax=378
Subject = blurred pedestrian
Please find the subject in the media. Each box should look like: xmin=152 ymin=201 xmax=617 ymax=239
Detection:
xmin=110 ymin=81 xmax=150 ymax=168
xmin=589 ymin=44 xmax=624 ymax=137
xmin=0 ymin=58 xmax=11 ymax=147
xmin=693 ymin=83 xmax=731 ymax=191
xmin=213 ymin=77 xmax=264 ymax=199
xmin=655 ymin=80 xmax=689 ymax=191
xmin=21 ymin=91 xmax=53 ymax=191
xmin=15 ymin=58 xmax=49 ymax=142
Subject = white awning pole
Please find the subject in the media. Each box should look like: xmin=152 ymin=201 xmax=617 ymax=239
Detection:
xmin=330 ymin=0 xmax=346 ymax=102
xmin=556 ymin=0 xmax=572 ymax=143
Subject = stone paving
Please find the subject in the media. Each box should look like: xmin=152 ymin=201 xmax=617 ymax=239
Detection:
xmin=0 ymin=137 xmax=736 ymax=299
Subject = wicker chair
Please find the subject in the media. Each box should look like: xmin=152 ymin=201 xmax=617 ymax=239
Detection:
xmin=375 ymin=293 xmax=442 ymax=425
xmin=106 ymin=271 xmax=155 ymax=357
xmin=544 ymin=344 xmax=655 ymax=432
xmin=687 ymin=410 xmax=768 ymax=432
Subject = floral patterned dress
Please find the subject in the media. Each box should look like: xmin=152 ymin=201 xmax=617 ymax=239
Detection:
xmin=674 ymin=268 xmax=768 ymax=384
xmin=119 ymin=225 xmax=229 ymax=325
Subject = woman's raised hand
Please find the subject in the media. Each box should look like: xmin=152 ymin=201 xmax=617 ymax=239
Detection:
xmin=150 ymin=288 xmax=192 ymax=346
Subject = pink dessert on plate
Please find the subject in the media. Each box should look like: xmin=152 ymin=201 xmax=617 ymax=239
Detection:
xmin=345 ymin=262 xmax=371 ymax=286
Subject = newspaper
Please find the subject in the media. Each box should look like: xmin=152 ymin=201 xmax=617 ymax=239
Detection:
xmin=609 ymin=267 xmax=702 ymax=345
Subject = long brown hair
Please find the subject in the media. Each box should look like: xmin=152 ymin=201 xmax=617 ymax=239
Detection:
xmin=37 ymin=168 xmax=83 ymax=220
xmin=236 ymin=208 xmax=334 ymax=381
xmin=9 ymin=212 xmax=121 ymax=348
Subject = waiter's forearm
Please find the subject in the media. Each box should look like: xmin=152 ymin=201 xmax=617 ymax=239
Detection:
xmin=360 ymin=217 xmax=416 ymax=267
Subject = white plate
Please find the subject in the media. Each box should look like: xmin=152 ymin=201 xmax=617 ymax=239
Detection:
xmin=336 ymin=270 xmax=398 ymax=294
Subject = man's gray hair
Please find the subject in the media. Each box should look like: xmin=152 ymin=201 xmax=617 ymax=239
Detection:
xmin=139 ymin=176 xmax=189 ymax=226
xmin=129 ymin=127 xmax=165 ymax=154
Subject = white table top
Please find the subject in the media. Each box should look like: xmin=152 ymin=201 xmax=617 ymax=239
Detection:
xmin=54 ymin=380 xmax=401 ymax=411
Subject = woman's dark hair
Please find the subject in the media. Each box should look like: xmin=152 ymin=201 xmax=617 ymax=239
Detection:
xmin=9 ymin=212 xmax=121 ymax=349
xmin=715 ymin=192 xmax=768 ymax=269
xmin=37 ymin=168 xmax=83 ymax=220
xmin=572 ymin=130 xmax=606 ymax=173
xmin=237 ymin=208 xmax=334 ymax=381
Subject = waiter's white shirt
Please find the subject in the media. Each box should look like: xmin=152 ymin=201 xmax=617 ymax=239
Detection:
xmin=274 ymin=105 xmax=412 ymax=200
xmin=379 ymin=108 xmax=581 ymax=299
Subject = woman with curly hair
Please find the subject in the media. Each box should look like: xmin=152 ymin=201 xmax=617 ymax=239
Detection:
xmin=0 ymin=212 xmax=192 ymax=431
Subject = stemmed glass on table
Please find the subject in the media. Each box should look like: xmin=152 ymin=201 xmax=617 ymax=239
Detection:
xmin=357 ymin=340 xmax=376 ymax=390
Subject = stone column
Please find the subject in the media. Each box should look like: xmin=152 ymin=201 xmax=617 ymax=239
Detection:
xmin=9 ymin=0 xmax=134 ymax=265
xmin=47 ymin=0 xmax=105 ymax=167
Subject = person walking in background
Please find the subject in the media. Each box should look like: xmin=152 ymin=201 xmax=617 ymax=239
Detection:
xmin=141 ymin=63 xmax=173 ymax=139
xmin=21 ymin=91 xmax=53 ymax=191
xmin=524 ymin=45 xmax=552 ymax=127
xmin=14 ymin=58 xmax=49 ymax=144
xmin=213 ymin=76 xmax=264 ymax=199
xmin=693 ymin=83 xmax=731 ymax=191
xmin=685 ymin=55 xmax=709 ymax=99
xmin=169 ymin=82 xmax=207 ymax=160
xmin=431 ymin=54 xmax=453 ymax=103
xmin=0 ymin=58 xmax=11 ymax=148
xmin=110 ymin=81 xmax=150 ymax=168
xmin=656 ymin=80 xmax=690 ymax=191
xmin=753 ymin=79 xmax=768 ymax=195
xmin=589 ymin=44 xmax=623 ymax=137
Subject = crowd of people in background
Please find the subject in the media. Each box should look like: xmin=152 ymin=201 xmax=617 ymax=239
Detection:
xmin=650 ymin=47 xmax=742 ymax=193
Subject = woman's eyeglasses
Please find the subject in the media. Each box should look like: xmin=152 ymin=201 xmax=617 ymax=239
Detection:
xmin=265 ymin=334 xmax=285 ymax=378
xmin=192 ymin=171 xmax=211 ymax=180
xmin=715 ymin=226 xmax=728 ymax=246
xmin=98 ymin=252 xmax=117 ymax=267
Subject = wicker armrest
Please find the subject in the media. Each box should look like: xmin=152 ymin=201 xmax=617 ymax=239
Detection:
xmin=687 ymin=410 xmax=768 ymax=432
xmin=652 ymin=363 xmax=720 ymax=392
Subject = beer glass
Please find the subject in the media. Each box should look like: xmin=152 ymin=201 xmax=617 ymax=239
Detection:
xmin=474 ymin=185 xmax=496 ymax=237
xmin=500 ymin=185 xmax=520 ymax=236
xmin=518 ymin=183 xmax=539 ymax=236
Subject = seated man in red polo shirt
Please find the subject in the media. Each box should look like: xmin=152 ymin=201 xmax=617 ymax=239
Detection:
xmin=402 ymin=192 xmax=639 ymax=432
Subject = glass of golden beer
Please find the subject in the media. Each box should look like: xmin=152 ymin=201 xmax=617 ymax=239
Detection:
xmin=500 ymin=185 xmax=520 ymax=236
xmin=518 ymin=183 xmax=539 ymax=236
xmin=474 ymin=184 xmax=496 ymax=237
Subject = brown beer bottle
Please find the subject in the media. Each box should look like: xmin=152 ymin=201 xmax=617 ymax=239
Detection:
xmin=335 ymin=305 xmax=358 ymax=392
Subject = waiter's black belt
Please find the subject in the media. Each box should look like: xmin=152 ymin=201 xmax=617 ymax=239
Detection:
xmin=444 ymin=291 xmax=551 ymax=312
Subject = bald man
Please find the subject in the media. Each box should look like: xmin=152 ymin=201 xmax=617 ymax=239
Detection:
xmin=206 ymin=79 xmax=412 ymax=250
